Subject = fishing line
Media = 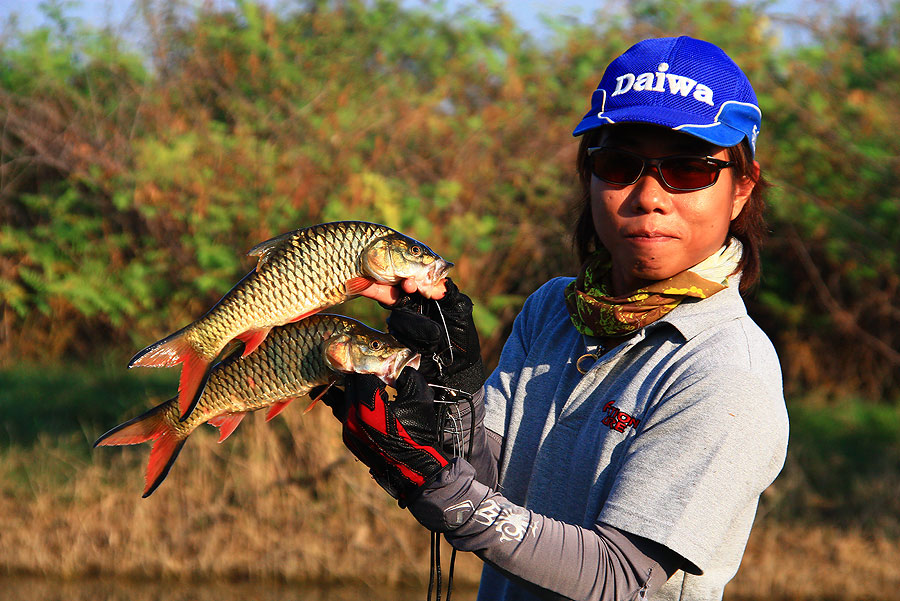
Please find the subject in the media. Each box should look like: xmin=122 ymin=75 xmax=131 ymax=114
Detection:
xmin=432 ymin=300 xmax=454 ymax=374
xmin=423 ymin=299 xmax=478 ymax=601
xmin=428 ymin=383 xmax=476 ymax=601
xmin=431 ymin=385 xmax=465 ymax=456
xmin=428 ymin=405 xmax=449 ymax=601
xmin=444 ymin=394 xmax=473 ymax=601
xmin=449 ymin=402 xmax=464 ymax=457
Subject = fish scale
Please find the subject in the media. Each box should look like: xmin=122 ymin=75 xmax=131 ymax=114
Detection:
xmin=128 ymin=221 xmax=451 ymax=421
xmin=197 ymin=223 xmax=392 ymax=356
xmin=96 ymin=314 xmax=420 ymax=497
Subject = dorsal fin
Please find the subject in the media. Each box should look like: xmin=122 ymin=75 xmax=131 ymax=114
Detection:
xmin=246 ymin=230 xmax=297 ymax=271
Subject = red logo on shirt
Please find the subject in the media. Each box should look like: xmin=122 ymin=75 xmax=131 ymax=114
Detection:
xmin=601 ymin=401 xmax=640 ymax=433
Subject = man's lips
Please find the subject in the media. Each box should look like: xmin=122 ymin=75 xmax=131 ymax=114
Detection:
xmin=624 ymin=231 xmax=677 ymax=241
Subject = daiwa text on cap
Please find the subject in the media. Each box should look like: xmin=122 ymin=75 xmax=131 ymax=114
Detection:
xmin=573 ymin=36 xmax=761 ymax=156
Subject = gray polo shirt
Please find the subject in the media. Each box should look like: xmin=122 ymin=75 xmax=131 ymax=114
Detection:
xmin=480 ymin=276 xmax=789 ymax=600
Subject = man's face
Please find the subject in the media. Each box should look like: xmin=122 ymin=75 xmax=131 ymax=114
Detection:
xmin=590 ymin=124 xmax=754 ymax=294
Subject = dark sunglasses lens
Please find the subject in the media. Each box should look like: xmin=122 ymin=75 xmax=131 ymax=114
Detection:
xmin=591 ymin=149 xmax=643 ymax=185
xmin=660 ymin=157 xmax=718 ymax=190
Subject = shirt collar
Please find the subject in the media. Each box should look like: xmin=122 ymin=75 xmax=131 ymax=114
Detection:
xmin=653 ymin=275 xmax=747 ymax=341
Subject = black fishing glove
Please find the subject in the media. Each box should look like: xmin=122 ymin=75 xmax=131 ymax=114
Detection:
xmin=328 ymin=368 xmax=451 ymax=506
xmin=385 ymin=278 xmax=496 ymax=480
xmin=386 ymin=278 xmax=485 ymax=396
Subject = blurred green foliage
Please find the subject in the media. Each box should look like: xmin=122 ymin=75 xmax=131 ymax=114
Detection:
xmin=767 ymin=398 xmax=900 ymax=534
xmin=0 ymin=362 xmax=174 ymax=447
xmin=0 ymin=0 xmax=898 ymax=397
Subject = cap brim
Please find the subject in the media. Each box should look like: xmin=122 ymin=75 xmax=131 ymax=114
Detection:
xmin=576 ymin=105 xmax=754 ymax=153
xmin=573 ymin=106 xmax=747 ymax=149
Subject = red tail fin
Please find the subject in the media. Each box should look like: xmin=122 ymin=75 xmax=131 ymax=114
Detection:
xmin=129 ymin=326 xmax=212 ymax=421
xmin=129 ymin=325 xmax=194 ymax=369
xmin=143 ymin=431 xmax=188 ymax=497
xmin=177 ymin=350 xmax=212 ymax=421
xmin=94 ymin=401 xmax=188 ymax=497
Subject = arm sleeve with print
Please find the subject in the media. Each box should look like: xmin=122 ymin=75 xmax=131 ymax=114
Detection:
xmin=410 ymin=459 xmax=682 ymax=601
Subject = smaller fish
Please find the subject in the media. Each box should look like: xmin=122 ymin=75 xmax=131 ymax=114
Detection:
xmin=95 ymin=315 xmax=419 ymax=497
xmin=128 ymin=221 xmax=451 ymax=422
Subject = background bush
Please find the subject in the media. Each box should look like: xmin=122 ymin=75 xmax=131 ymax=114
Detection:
xmin=1 ymin=0 xmax=898 ymax=399
xmin=1 ymin=4 xmax=899 ymax=595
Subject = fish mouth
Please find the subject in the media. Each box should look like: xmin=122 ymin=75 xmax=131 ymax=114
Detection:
xmin=402 ymin=353 xmax=422 ymax=372
xmin=429 ymin=259 xmax=453 ymax=282
xmin=383 ymin=351 xmax=421 ymax=386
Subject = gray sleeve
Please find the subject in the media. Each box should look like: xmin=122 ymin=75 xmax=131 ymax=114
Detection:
xmin=410 ymin=460 xmax=681 ymax=601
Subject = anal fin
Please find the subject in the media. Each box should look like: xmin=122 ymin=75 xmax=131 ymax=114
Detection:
xmin=207 ymin=412 xmax=247 ymax=443
xmin=265 ymin=398 xmax=295 ymax=422
xmin=236 ymin=327 xmax=273 ymax=358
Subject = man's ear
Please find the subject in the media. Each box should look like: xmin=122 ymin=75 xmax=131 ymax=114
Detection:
xmin=731 ymin=160 xmax=759 ymax=220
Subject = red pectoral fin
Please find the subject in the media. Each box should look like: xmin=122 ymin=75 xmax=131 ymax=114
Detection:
xmin=236 ymin=327 xmax=273 ymax=358
xmin=265 ymin=399 xmax=295 ymax=422
xmin=345 ymin=276 xmax=374 ymax=295
xmin=303 ymin=381 xmax=337 ymax=414
xmin=207 ymin=412 xmax=246 ymax=443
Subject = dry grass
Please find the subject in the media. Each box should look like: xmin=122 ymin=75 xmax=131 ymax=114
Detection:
xmin=0 ymin=409 xmax=482 ymax=588
xmin=1 ymin=408 xmax=898 ymax=600
xmin=729 ymin=523 xmax=900 ymax=600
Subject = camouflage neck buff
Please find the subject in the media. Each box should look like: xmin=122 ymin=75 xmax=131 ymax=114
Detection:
xmin=564 ymin=239 xmax=743 ymax=338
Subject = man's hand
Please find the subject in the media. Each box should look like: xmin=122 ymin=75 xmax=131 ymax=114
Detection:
xmin=359 ymin=278 xmax=448 ymax=306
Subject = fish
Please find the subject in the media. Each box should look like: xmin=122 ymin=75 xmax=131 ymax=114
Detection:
xmin=128 ymin=221 xmax=451 ymax=421
xmin=95 ymin=314 xmax=421 ymax=497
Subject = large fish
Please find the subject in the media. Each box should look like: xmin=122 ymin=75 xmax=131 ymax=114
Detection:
xmin=96 ymin=315 xmax=420 ymax=497
xmin=129 ymin=221 xmax=451 ymax=421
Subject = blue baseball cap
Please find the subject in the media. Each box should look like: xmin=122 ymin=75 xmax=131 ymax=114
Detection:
xmin=573 ymin=36 xmax=761 ymax=156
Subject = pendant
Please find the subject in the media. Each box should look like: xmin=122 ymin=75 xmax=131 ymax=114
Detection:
xmin=576 ymin=353 xmax=599 ymax=375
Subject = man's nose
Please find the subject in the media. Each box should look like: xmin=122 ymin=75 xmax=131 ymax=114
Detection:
xmin=627 ymin=167 xmax=673 ymax=213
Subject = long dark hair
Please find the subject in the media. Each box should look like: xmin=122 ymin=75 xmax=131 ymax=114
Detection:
xmin=571 ymin=129 xmax=770 ymax=293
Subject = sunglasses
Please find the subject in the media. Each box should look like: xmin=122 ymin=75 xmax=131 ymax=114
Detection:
xmin=586 ymin=146 xmax=735 ymax=192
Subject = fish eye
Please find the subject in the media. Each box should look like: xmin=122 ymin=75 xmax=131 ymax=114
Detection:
xmin=409 ymin=245 xmax=422 ymax=256
xmin=370 ymin=340 xmax=383 ymax=350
